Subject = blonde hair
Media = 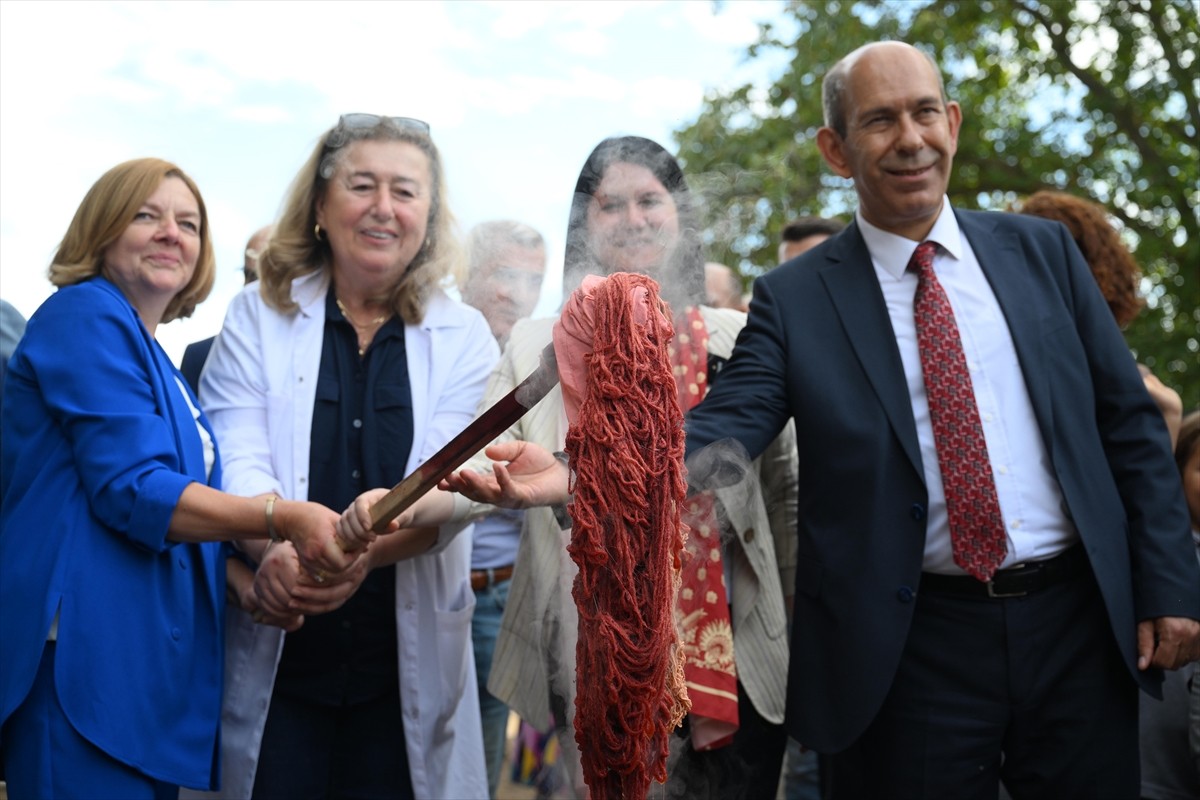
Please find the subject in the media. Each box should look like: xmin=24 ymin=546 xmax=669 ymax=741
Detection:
xmin=48 ymin=158 xmax=215 ymax=323
xmin=259 ymin=118 xmax=461 ymax=324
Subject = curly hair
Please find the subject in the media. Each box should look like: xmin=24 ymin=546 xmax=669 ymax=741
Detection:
xmin=563 ymin=136 xmax=705 ymax=312
xmin=1176 ymin=409 xmax=1200 ymax=479
xmin=48 ymin=158 xmax=215 ymax=324
xmin=1018 ymin=191 xmax=1143 ymax=328
xmin=259 ymin=117 xmax=460 ymax=324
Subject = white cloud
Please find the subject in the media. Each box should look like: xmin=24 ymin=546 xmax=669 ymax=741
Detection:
xmin=0 ymin=0 xmax=786 ymax=359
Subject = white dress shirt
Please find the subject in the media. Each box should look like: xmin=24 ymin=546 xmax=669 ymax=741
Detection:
xmin=858 ymin=197 xmax=1079 ymax=574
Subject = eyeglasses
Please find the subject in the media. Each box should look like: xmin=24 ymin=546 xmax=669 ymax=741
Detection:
xmin=338 ymin=113 xmax=430 ymax=134
xmin=319 ymin=114 xmax=432 ymax=178
xmin=325 ymin=114 xmax=430 ymax=150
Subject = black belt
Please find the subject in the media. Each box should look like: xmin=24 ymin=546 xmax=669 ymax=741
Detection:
xmin=470 ymin=565 xmax=514 ymax=591
xmin=919 ymin=545 xmax=1088 ymax=599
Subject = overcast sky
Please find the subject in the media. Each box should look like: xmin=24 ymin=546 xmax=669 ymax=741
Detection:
xmin=0 ymin=0 xmax=793 ymax=363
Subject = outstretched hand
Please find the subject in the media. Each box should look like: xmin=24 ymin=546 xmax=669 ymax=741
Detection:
xmin=439 ymin=440 xmax=570 ymax=509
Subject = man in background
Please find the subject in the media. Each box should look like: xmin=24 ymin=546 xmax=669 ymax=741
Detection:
xmin=0 ymin=298 xmax=26 ymax=396
xmin=460 ymin=219 xmax=547 ymax=798
xmin=777 ymin=216 xmax=846 ymax=264
xmin=705 ymin=261 xmax=747 ymax=311
xmin=461 ymin=220 xmax=546 ymax=349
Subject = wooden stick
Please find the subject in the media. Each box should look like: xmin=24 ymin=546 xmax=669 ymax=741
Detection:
xmin=367 ymin=344 xmax=559 ymax=532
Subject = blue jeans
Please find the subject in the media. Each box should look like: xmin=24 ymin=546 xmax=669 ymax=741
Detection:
xmin=472 ymin=575 xmax=512 ymax=799
xmin=783 ymin=737 xmax=821 ymax=800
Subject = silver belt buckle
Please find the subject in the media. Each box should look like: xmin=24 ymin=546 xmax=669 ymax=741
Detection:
xmin=986 ymin=563 xmax=1029 ymax=598
xmin=986 ymin=580 xmax=1027 ymax=598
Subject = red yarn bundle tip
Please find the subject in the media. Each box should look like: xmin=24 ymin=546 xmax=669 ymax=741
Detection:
xmin=561 ymin=272 xmax=691 ymax=799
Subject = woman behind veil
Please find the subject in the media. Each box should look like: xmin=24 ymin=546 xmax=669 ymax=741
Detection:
xmin=470 ymin=135 xmax=797 ymax=799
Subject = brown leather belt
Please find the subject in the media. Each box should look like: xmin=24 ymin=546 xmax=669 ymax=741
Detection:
xmin=471 ymin=565 xmax=514 ymax=591
xmin=919 ymin=545 xmax=1088 ymax=599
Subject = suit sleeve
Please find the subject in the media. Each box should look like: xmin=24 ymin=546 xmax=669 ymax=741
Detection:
xmin=686 ymin=274 xmax=795 ymax=466
xmin=1049 ymin=222 xmax=1200 ymax=621
xmin=19 ymin=289 xmax=191 ymax=552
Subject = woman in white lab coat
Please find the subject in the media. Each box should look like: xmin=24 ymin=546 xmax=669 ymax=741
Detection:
xmin=195 ymin=114 xmax=497 ymax=800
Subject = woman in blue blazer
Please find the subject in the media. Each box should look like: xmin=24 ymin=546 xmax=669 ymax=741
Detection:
xmin=0 ymin=158 xmax=354 ymax=798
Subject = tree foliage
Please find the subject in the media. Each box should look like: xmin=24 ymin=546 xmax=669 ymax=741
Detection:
xmin=677 ymin=0 xmax=1199 ymax=408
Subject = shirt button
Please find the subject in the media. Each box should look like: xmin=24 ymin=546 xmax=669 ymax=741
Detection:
xmin=352 ymin=469 xmax=361 ymax=479
xmin=1010 ymin=519 xmax=1022 ymax=530
xmin=998 ymin=465 xmax=1009 ymax=475
xmin=353 ymin=419 xmax=363 ymax=429
xmin=743 ymin=528 xmax=756 ymax=543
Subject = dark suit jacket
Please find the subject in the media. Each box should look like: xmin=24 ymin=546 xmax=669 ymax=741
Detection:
xmin=685 ymin=209 xmax=1200 ymax=753
xmin=180 ymin=335 xmax=215 ymax=396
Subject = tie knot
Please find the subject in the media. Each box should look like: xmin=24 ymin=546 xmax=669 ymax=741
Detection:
xmin=908 ymin=241 xmax=938 ymax=276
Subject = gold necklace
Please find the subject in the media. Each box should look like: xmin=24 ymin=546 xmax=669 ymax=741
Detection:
xmin=335 ymin=297 xmax=390 ymax=356
xmin=335 ymin=297 xmax=389 ymax=328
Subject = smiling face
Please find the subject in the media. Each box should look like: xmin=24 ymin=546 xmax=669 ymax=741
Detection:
xmin=103 ymin=176 xmax=201 ymax=328
xmin=316 ymin=139 xmax=433 ymax=291
xmin=817 ymin=43 xmax=961 ymax=241
xmin=463 ymin=241 xmax=546 ymax=342
xmin=586 ymin=161 xmax=680 ymax=276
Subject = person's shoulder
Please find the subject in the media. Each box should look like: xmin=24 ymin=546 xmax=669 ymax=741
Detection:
xmin=33 ymin=278 xmax=127 ymax=326
xmin=422 ymin=288 xmax=492 ymax=332
xmin=502 ymin=316 xmax=555 ymax=366
xmin=509 ymin=315 xmax=556 ymax=343
xmin=700 ymin=305 xmax=747 ymax=335
xmin=183 ymin=336 xmax=215 ymax=359
xmin=958 ymin=207 xmax=1062 ymax=238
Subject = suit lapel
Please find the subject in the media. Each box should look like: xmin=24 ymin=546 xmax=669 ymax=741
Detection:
xmin=820 ymin=224 xmax=924 ymax=479
xmin=957 ymin=212 xmax=1054 ymax=447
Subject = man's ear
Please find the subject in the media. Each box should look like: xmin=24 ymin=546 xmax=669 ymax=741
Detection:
xmin=816 ymin=127 xmax=853 ymax=179
xmin=945 ymin=100 xmax=962 ymax=158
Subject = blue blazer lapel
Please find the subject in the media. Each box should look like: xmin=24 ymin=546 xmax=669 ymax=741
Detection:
xmin=819 ymin=223 xmax=924 ymax=479
xmin=957 ymin=211 xmax=1054 ymax=446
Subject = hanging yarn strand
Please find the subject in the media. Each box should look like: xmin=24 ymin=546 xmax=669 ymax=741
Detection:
xmin=562 ymin=272 xmax=691 ymax=799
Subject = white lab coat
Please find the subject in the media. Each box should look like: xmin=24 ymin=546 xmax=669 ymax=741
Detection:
xmin=192 ymin=270 xmax=497 ymax=799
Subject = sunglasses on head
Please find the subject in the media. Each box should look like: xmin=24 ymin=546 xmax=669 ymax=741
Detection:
xmin=319 ymin=114 xmax=433 ymax=175
xmin=337 ymin=113 xmax=430 ymax=135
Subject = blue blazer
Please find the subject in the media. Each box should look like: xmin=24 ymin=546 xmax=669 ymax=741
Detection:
xmin=0 ymin=278 xmax=226 ymax=789
xmin=685 ymin=210 xmax=1200 ymax=753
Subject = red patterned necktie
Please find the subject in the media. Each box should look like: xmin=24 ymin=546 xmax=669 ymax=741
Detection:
xmin=910 ymin=242 xmax=1007 ymax=581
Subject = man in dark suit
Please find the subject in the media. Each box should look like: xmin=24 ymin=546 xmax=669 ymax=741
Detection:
xmin=684 ymin=41 xmax=1200 ymax=797
xmin=180 ymin=225 xmax=271 ymax=393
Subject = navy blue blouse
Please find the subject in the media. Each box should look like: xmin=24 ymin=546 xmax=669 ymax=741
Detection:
xmin=274 ymin=292 xmax=414 ymax=706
